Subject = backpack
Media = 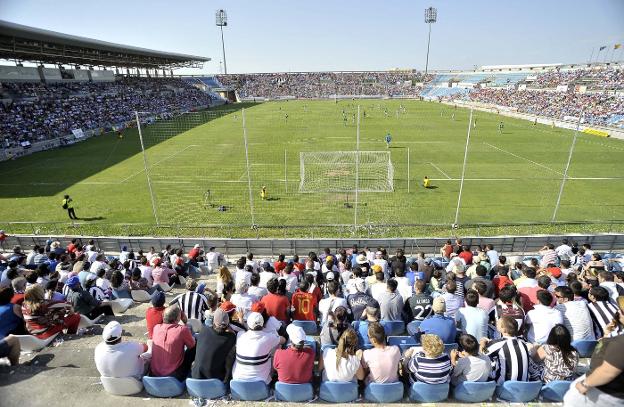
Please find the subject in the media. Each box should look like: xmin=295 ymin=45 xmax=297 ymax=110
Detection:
xmin=62 ymin=200 xmax=68 ymax=209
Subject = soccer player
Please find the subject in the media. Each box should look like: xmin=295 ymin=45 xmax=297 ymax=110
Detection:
xmin=260 ymin=186 xmax=267 ymax=201
xmin=451 ymin=113 xmax=455 ymax=121
xmin=62 ymin=194 xmax=77 ymax=219
xmin=385 ymin=132 xmax=392 ymax=148
xmin=498 ymin=121 xmax=504 ymax=134
xmin=423 ymin=176 xmax=431 ymax=189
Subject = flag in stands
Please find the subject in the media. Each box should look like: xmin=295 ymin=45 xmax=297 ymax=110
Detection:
xmin=615 ymin=44 xmax=622 ymax=49
xmin=599 ymin=45 xmax=607 ymax=51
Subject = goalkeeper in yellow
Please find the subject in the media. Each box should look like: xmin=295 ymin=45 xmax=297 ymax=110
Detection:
xmin=423 ymin=176 xmax=431 ymax=189
xmin=261 ymin=186 xmax=267 ymax=200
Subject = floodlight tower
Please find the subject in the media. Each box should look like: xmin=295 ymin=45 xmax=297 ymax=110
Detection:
xmin=424 ymin=7 xmax=437 ymax=76
xmin=216 ymin=9 xmax=228 ymax=74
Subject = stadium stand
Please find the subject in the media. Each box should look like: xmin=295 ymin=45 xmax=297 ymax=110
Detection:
xmin=1 ymin=238 xmax=624 ymax=404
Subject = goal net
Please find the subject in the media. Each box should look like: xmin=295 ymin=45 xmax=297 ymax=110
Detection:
xmin=299 ymin=151 xmax=394 ymax=193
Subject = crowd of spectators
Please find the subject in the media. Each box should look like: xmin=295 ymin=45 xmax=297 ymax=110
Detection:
xmin=216 ymin=71 xmax=431 ymax=99
xmin=454 ymin=88 xmax=624 ymax=126
xmin=528 ymin=67 xmax=624 ymax=90
xmin=0 ymin=77 xmax=217 ymax=148
xmin=1 ymin=237 xmax=623 ymax=404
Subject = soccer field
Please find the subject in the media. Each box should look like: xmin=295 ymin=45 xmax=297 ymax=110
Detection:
xmin=1 ymin=99 xmax=623 ymax=237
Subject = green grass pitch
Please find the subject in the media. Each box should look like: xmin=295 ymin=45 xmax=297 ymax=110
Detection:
xmin=0 ymin=99 xmax=623 ymax=236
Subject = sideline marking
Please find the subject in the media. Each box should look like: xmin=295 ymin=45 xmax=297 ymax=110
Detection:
xmin=121 ymin=144 xmax=198 ymax=183
xmin=483 ymin=142 xmax=563 ymax=176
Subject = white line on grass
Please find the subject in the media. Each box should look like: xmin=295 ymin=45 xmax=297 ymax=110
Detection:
xmin=483 ymin=142 xmax=564 ymax=176
xmin=428 ymin=162 xmax=452 ymax=179
xmin=428 ymin=176 xmax=624 ymax=181
xmin=121 ymin=144 xmax=199 ymax=183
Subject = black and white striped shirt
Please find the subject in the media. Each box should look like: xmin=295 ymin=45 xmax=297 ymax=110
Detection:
xmin=89 ymin=286 xmax=108 ymax=302
xmin=172 ymin=291 xmax=209 ymax=321
xmin=485 ymin=336 xmax=530 ymax=384
xmin=587 ymin=301 xmax=621 ymax=338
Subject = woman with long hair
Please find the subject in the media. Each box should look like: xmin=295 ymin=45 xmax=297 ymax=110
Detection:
xmin=21 ymin=284 xmax=81 ymax=339
xmin=216 ymin=266 xmax=232 ymax=295
xmin=320 ymin=305 xmax=350 ymax=345
xmin=532 ymin=324 xmax=579 ymax=382
xmin=319 ymin=328 xmax=365 ymax=382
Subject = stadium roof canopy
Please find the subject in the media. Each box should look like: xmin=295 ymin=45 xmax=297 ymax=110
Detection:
xmin=0 ymin=20 xmax=210 ymax=69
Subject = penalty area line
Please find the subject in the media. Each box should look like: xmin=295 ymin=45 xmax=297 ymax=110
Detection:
xmin=483 ymin=142 xmax=563 ymax=176
xmin=428 ymin=162 xmax=451 ymax=179
xmin=121 ymin=144 xmax=199 ymax=183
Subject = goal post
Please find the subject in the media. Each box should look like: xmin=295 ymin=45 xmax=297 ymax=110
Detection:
xmin=299 ymin=151 xmax=394 ymax=193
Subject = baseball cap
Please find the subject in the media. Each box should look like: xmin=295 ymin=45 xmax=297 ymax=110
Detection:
xmin=212 ymin=308 xmax=229 ymax=329
xmin=220 ymin=301 xmax=236 ymax=313
xmin=102 ymin=321 xmax=123 ymax=343
xmin=371 ymin=264 xmax=383 ymax=273
xmin=151 ymin=291 xmax=166 ymax=307
xmin=251 ymin=302 xmax=266 ymax=314
xmin=247 ymin=312 xmax=264 ymax=329
xmin=356 ymin=254 xmax=367 ymax=265
xmin=194 ymin=244 xmax=200 ymax=249
xmin=432 ymin=297 xmax=446 ymax=314
xmin=152 ymin=258 xmax=161 ymax=266
xmin=65 ymin=276 xmax=80 ymax=288
xmin=286 ymin=324 xmax=306 ymax=345
xmin=326 ymin=255 xmax=334 ymax=263
xmin=326 ymin=272 xmax=335 ymax=281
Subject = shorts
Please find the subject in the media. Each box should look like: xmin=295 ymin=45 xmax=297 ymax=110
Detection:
xmin=0 ymin=338 xmax=10 ymax=358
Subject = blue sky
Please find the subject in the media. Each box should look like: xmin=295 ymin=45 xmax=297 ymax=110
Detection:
xmin=1 ymin=0 xmax=623 ymax=74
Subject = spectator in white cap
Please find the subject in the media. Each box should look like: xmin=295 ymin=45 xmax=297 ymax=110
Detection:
xmin=273 ymin=324 xmax=315 ymax=384
xmin=94 ymin=321 xmax=148 ymax=379
xmin=232 ymin=311 xmax=281 ymax=384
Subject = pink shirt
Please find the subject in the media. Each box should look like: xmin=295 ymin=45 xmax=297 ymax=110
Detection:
xmin=478 ymin=297 xmax=495 ymax=315
xmin=152 ymin=266 xmax=173 ymax=284
xmin=150 ymin=323 xmax=195 ymax=376
xmin=361 ymin=345 xmax=401 ymax=384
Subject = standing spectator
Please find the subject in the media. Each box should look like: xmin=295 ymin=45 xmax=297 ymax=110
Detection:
xmin=273 ymin=324 xmax=315 ymax=384
xmin=232 ymin=312 xmax=282 ymax=384
xmin=361 ymin=322 xmax=401 ymax=384
xmin=525 ymin=290 xmax=563 ymax=344
xmin=94 ymin=321 xmax=147 ymax=379
xmin=417 ymin=296 xmax=457 ymax=344
xmin=150 ymin=305 xmax=196 ymax=380
xmin=403 ymin=333 xmax=452 ymax=384
xmin=554 ymin=286 xmax=595 ymax=341
xmin=191 ymin=308 xmax=236 ymax=381
xmin=320 ymin=328 xmax=365 ymax=382
xmin=532 ymin=324 xmax=579 ymax=383
xmin=482 ymin=316 xmax=530 ymax=384
xmin=450 ymin=334 xmax=492 ymax=384
xmin=379 ymin=279 xmax=403 ymax=321
xmin=456 ymin=290 xmax=488 ymax=341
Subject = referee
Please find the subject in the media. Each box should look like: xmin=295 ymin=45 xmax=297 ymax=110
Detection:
xmin=62 ymin=194 xmax=78 ymax=219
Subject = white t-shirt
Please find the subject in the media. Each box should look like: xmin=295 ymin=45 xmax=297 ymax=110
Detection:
xmin=231 ymin=293 xmax=254 ymax=321
xmin=235 ymin=269 xmax=252 ymax=290
xmin=232 ymin=330 xmax=281 ymax=384
xmin=262 ymin=316 xmax=282 ymax=335
xmin=318 ymin=296 xmax=349 ymax=325
xmin=526 ymin=304 xmax=563 ymax=344
xmin=451 ymin=354 xmax=492 ymax=385
xmin=555 ymin=301 xmax=596 ymax=341
xmin=259 ymin=271 xmax=276 ymax=288
xmin=206 ymin=251 xmax=221 ymax=266
xmin=369 ymin=282 xmax=387 ymax=303
xmin=246 ymin=259 xmax=259 ymax=273
xmin=94 ymin=341 xmax=146 ymax=378
xmin=395 ymin=277 xmax=413 ymax=302
xmin=248 ymin=286 xmax=268 ymax=300
xmin=280 ymin=274 xmax=298 ymax=294
xmin=139 ymin=266 xmax=153 ymax=284
xmin=322 ymin=348 xmax=361 ymax=382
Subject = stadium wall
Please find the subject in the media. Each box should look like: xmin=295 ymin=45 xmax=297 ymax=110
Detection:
xmin=3 ymin=233 xmax=624 ymax=257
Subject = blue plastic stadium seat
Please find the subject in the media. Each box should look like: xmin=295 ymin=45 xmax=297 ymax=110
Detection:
xmin=142 ymin=376 xmax=185 ymax=398
xmin=319 ymin=381 xmax=358 ymax=403
xmin=230 ymin=380 xmax=270 ymax=401
xmin=444 ymin=343 xmax=459 ymax=353
xmin=185 ymin=378 xmax=227 ymax=399
xmin=274 ymin=382 xmax=314 ymax=402
xmin=572 ymin=340 xmax=598 ymax=358
xmin=406 ymin=320 xmax=422 ymax=336
xmin=496 ymin=381 xmax=542 ymax=402
xmin=388 ymin=336 xmax=418 ymax=347
xmin=292 ymin=320 xmax=318 ymax=335
xmin=452 ymin=381 xmax=497 ymax=402
xmin=540 ymin=380 xmax=572 ymax=402
xmin=364 ymin=382 xmax=404 ymax=403
xmin=380 ymin=320 xmax=405 ymax=336
xmin=409 ymin=382 xmax=449 ymax=402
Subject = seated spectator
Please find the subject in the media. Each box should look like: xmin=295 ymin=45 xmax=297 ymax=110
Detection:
xmin=368 ymin=267 xmax=387 ymax=303
xmin=417 ymin=296 xmax=457 ymax=344
xmin=129 ymin=267 xmax=153 ymax=292
xmin=65 ymin=276 xmax=114 ymax=320
xmin=357 ymin=306 xmax=389 ymax=346
xmin=320 ymin=305 xmax=350 ymax=346
xmin=532 ymin=324 xmax=579 ymax=383
xmin=429 ymin=269 xmax=445 ymax=296
xmin=346 ymin=278 xmax=379 ymax=321
xmin=171 ymin=278 xmax=209 ymax=321
xmin=260 ymin=277 xmax=290 ymax=324
xmin=514 ymin=267 xmax=538 ymax=289
xmin=318 ymin=280 xmax=348 ymax=325
xmin=0 ymin=285 xmax=25 ymax=336
xmin=150 ymin=305 xmax=196 ymax=380
xmin=202 ymin=294 xmax=219 ymax=327
xmin=151 ymin=258 xmax=176 ymax=286
xmin=492 ymin=285 xmax=526 ymax=336
xmin=361 ymin=322 xmax=401 ymax=384
xmin=22 ymin=284 xmax=80 ymax=338
xmin=441 ymin=280 xmax=462 ymax=319
xmin=146 ymin=291 xmax=166 ymax=339
xmin=291 ymin=279 xmax=317 ymax=321
xmin=473 ymin=280 xmax=495 ymax=316
xmin=465 ymin=265 xmax=494 ymax=298
xmin=526 ymin=290 xmax=563 ymax=344
xmin=450 ymin=334 xmax=491 ymax=384
xmin=251 ymin=301 xmax=284 ymax=337
xmin=554 ymin=286 xmax=595 ymax=341
xmin=403 ymin=333 xmax=452 ymax=384
xmin=273 ymin=324 xmax=315 ymax=384
xmin=563 ymin=296 xmax=624 ymax=406
xmin=320 ymin=328 xmax=366 ymax=382
xmin=394 ymin=267 xmax=413 ymax=302
xmin=482 ymin=316 xmax=530 ymax=384
xmin=456 ymin=289 xmax=488 ymax=341
xmin=230 ymin=281 xmax=255 ymax=322
xmin=379 ymin=278 xmax=403 ymax=321
xmin=587 ymin=286 xmax=621 ymax=338
xmin=95 ymin=321 xmax=147 ymax=379
xmin=520 ymin=275 xmax=554 ymax=313
xmin=232 ymin=311 xmax=281 ymax=384
xmin=86 ymin=273 xmax=108 ymax=302
xmin=191 ymin=308 xmax=236 ymax=381
xmin=404 ymin=280 xmax=433 ymax=333
xmin=248 ymin=272 xmax=268 ymax=300
xmin=599 ymin=271 xmax=623 ymax=304
xmin=10 ymin=277 xmax=27 ymax=305
xmin=44 ymin=280 xmax=65 ymax=302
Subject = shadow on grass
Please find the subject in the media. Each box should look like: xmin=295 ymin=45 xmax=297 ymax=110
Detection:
xmin=0 ymin=103 xmax=255 ymax=199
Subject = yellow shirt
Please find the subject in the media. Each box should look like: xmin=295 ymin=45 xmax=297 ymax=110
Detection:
xmin=423 ymin=178 xmax=430 ymax=188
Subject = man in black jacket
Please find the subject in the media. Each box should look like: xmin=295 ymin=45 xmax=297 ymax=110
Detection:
xmin=191 ymin=308 xmax=236 ymax=381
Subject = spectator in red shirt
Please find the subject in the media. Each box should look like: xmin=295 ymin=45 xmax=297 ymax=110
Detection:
xmin=458 ymin=246 xmax=473 ymax=265
xmin=10 ymin=277 xmax=26 ymax=305
xmin=260 ymin=278 xmax=290 ymax=324
xmin=274 ymin=254 xmax=287 ymax=274
xmin=492 ymin=268 xmax=514 ymax=297
xmin=305 ymin=273 xmax=322 ymax=305
xmin=441 ymin=240 xmax=453 ymax=260
xmin=519 ymin=275 xmax=554 ymax=313
xmin=187 ymin=244 xmax=201 ymax=262
xmin=273 ymin=324 xmax=315 ymax=384
xmin=145 ymin=291 xmax=167 ymax=339
xmin=292 ymin=279 xmax=318 ymax=321
xmin=545 ymin=265 xmax=562 ymax=279
xmin=67 ymin=238 xmax=79 ymax=254
xmin=292 ymin=255 xmax=305 ymax=274
xmin=149 ymin=305 xmax=195 ymax=381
